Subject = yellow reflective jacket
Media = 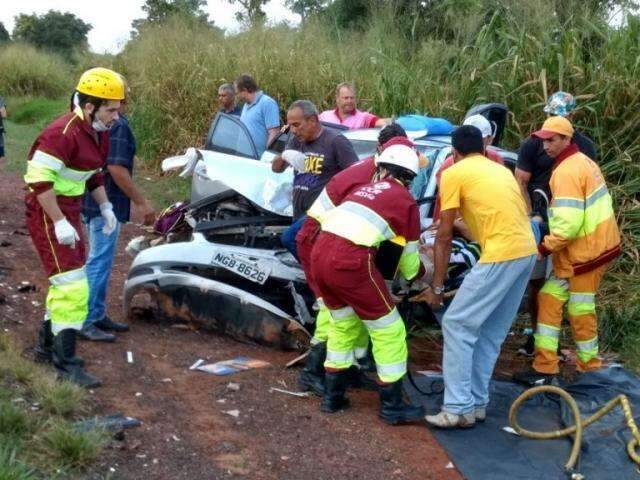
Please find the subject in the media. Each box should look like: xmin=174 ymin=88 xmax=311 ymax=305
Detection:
xmin=540 ymin=145 xmax=620 ymax=277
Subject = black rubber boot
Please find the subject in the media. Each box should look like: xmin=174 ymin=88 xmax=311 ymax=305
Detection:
xmin=379 ymin=378 xmax=425 ymax=425
xmin=53 ymin=329 xmax=101 ymax=389
xmin=347 ymin=365 xmax=379 ymax=391
xmin=298 ymin=342 xmax=326 ymax=396
xmin=320 ymin=370 xmax=350 ymax=413
xmin=34 ymin=320 xmax=53 ymax=363
xmin=34 ymin=321 xmax=84 ymax=366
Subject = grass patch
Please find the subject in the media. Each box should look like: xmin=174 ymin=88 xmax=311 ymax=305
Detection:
xmin=39 ymin=421 xmax=107 ymax=471
xmin=0 ymin=335 xmax=105 ymax=477
xmin=32 ymin=378 xmax=87 ymax=418
xmin=2 ymin=118 xmax=42 ymax=176
xmin=0 ymin=402 xmax=33 ymax=439
xmin=0 ymin=446 xmax=37 ymax=480
xmin=8 ymin=97 xmax=68 ymax=127
xmin=138 ymin=168 xmax=192 ymax=209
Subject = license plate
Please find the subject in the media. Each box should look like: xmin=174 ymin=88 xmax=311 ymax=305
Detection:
xmin=211 ymin=252 xmax=270 ymax=285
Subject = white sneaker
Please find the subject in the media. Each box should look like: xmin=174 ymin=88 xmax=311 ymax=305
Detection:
xmin=425 ymin=410 xmax=475 ymax=429
xmin=474 ymin=407 xmax=486 ymax=422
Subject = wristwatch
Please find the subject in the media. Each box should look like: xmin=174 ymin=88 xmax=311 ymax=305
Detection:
xmin=430 ymin=284 xmax=445 ymax=295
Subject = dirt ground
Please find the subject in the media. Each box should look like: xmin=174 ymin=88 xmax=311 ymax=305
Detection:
xmin=0 ymin=168 xmax=535 ymax=480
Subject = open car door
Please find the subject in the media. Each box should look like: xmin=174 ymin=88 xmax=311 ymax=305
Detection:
xmin=204 ymin=113 xmax=259 ymax=159
xmin=464 ymin=103 xmax=508 ymax=147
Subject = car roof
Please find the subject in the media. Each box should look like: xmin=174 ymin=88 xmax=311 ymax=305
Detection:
xmin=342 ymin=127 xmax=516 ymax=160
xmin=343 ymin=128 xmax=450 ymax=144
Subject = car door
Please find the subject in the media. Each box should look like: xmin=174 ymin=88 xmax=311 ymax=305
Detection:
xmin=193 ymin=114 xmax=261 ymax=202
xmin=204 ymin=113 xmax=259 ymax=159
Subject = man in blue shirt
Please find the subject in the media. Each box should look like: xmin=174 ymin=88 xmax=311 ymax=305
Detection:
xmin=80 ymin=84 xmax=156 ymax=342
xmin=235 ymin=74 xmax=280 ymax=156
xmin=217 ymin=83 xmax=241 ymax=116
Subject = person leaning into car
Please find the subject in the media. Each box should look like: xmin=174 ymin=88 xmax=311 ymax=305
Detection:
xmin=271 ymin=99 xmax=358 ymax=259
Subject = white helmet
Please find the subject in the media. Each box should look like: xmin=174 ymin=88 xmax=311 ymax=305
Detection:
xmin=463 ymin=114 xmax=494 ymax=138
xmin=376 ymin=144 xmax=419 ymax=175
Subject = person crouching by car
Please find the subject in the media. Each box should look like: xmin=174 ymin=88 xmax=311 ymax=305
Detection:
xmin=296 ymin=124 xmax=413 ymax=396
xmin=310 ymin=144 xmax=426 ymax=425
xmin=271 ymin=100 xmax=358 ymax=259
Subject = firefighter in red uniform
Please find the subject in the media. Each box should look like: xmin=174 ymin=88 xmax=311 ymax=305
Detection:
xmin=26 ymin=67 xmax=125 ymax=387
xmin=296 ymin=124 xmax=414 ymax=395
xmin=310 ymin=144 xmax=426 ymax=424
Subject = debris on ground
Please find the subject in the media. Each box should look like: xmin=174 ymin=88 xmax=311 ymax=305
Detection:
xmin=16 ymin=281 xmax=36 ymax=293
xmin=74 ymin=414 xmax=142 ymax=439
xmin=189 ymin=359 xmax=205 ymax=370
xmin=193 ymin=356 xmax=271 ymax=376
xmin=285 ymin=350 xmax=309 ymax=368
xmin=269 ymin=387 xmax=312 ymax=398
xmin=223 ymin=409 xmax=240 ymax=418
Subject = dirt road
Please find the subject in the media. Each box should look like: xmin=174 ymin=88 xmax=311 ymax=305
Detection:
xmin=0 ymin=169 xmax=461 ymax=480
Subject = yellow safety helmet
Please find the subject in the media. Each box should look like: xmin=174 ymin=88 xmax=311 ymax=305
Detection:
xmin=76 ymin=67 xmax=125 ymax=100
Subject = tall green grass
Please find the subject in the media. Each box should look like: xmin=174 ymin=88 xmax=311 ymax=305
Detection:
xmin=120 ymin=7 xmax=640 ymax=354
xmin=0 ymin=44 xmax=73 ymax=97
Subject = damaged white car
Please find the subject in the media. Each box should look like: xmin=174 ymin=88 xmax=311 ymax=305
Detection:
xmin=124 ymin=106 xmax=516 ymax=350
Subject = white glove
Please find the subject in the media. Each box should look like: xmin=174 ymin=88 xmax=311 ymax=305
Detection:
xmin=99 ymin=202 xmax=118 ymax=235
xmin=54 ymin=218 xmax=80 ymax=248
xmin=281 ymin=149 xmax=307 ymax=172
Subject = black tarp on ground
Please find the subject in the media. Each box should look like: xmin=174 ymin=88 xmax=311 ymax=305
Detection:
xmin=405 ymin=366 xmax=640 ymax=480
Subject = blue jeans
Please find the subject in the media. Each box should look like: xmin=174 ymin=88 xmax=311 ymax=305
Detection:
xmin=281 ymin=214 xmax=307 ymax=260
xmin=442 ymin=254 xmax=536 ymax=414
xmin=84 ymin=216 xmax=121 ymax=327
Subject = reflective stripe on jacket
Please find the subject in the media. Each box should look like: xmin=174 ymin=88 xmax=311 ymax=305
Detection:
xmin=541 ymin=146 xmax=621 ymax=277
xmin=24 ymin=150 xmax=99 ymax=196
xmin=320 ymin=179 xmax=422 ymax=280
xmin=24 ymin=107 xmax=108 ymax=196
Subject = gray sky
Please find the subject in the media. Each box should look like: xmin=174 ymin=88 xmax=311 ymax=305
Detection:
xmin=0 ymin=0 xmax=300 ymax=54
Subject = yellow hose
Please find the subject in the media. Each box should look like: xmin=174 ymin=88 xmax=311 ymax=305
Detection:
xmin=509 ymin=385 xmax=640 ymax=479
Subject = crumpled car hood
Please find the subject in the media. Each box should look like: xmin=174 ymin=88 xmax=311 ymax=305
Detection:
xmin=201 ymin=151 xmax=294 ymax=217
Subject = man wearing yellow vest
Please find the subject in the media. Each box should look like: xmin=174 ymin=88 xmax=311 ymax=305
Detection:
xmin=515 ymin=116 xmax=621 ymax=385
xmin=26 ymin=68 xmax=125 ymax=388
